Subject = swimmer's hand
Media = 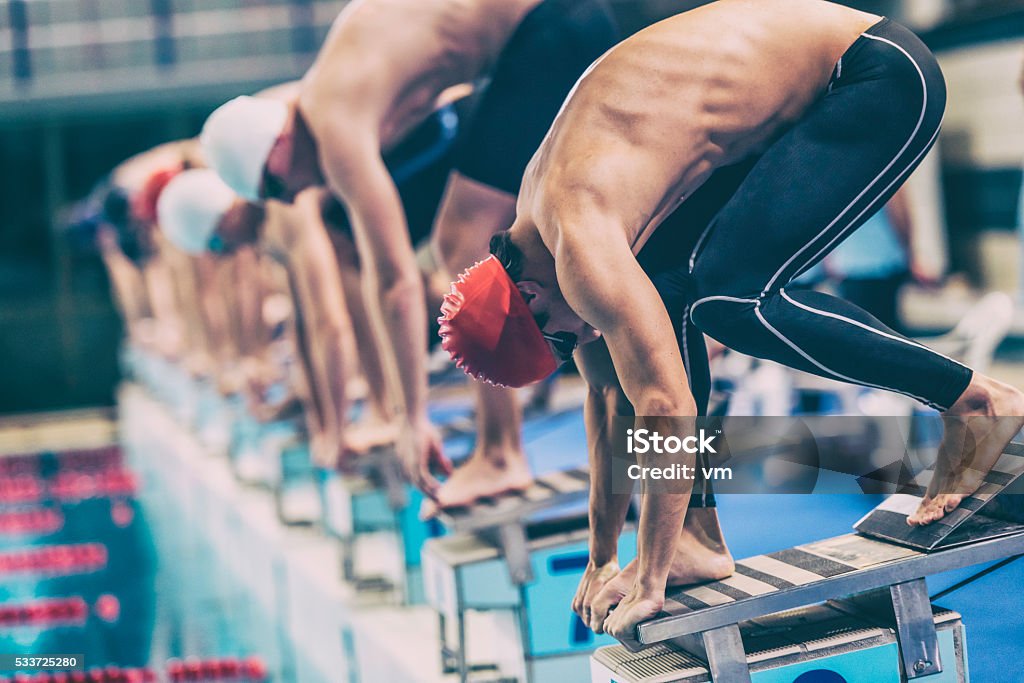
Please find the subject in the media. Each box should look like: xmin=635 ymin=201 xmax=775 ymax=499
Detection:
xmin=216 ymin=366 xmax=245 ymax=397
xmin=572 ymin=560 xmax=620 ymax=629
xmin=183 ymin=352 xmax=213 ymax=379
xmin=602 ymin=582 xmax=664 ymax=641
xmin=399 ymin=416 xmax=452 ymax=500
xmin=310 ymin=431 xmax=342 ymax=470
xmin=96 ymin=225 xmax=120 ymax=253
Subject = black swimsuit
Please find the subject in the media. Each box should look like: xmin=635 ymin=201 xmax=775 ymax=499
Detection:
xmin=451 ymin=0 xmax=620 ymax=195
xmin=637 ymin=18 xmax=969 ymax=420
xmin=323 ymin=103 xmax=461 ymax=244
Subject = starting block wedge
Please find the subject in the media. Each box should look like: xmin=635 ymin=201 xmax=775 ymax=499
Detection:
xmin=855 ymin=442 xmax=1024 ymax=550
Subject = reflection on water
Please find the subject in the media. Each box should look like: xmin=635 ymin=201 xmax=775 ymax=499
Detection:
xmin=0 ymin=446 xmax=274 ymax=681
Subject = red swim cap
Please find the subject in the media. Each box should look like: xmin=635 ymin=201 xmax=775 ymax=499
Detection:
xmin=438 ymin=256 xmax=558 ymax=388
xmin=131 ymin=165 xmax=183 ymax=225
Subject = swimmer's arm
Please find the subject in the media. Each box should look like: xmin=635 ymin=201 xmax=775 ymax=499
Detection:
xmin=97 ymin=229 xmax=150 ymax=341
xmin=558 ymin=230 xmax=697 ymax=598
xmin=196 ymin=255 xmax=234 ymax=369
xmin=215 ymin=254 xmax=244 ymax=361
xmin=169 ymin=253 xmax=213 ymax=367
xmin=557 ymin=230 xmax=696 ymax=417
xmin=143 ymin=251 xmax=186 ymax=358
xmin=213 ymin=254 xmax=249 ymax=394
xmin=233 ymin=248 xmax=269 ymax=358
xmin=885 ymin=186 xmax=912 ymax=250
xmin=286 ymin=280 xmax=326 ymax=446
xmin=576 ymin=339 xmax=635 ymax=566
xmin=318 ymin=132 xmax=427 ymax=426
xmin=288 ymin=192 xmax=354 ymax=461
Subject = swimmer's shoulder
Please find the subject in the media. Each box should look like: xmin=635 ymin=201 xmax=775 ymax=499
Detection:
xmin=113 ymin=139 xmax=196 ymax=191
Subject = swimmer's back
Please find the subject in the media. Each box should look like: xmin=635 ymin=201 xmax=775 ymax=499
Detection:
xmin=302 ymin=0 xmax=540 ymax=147
xmin=523 ymin=0 xmax=879 ymax=248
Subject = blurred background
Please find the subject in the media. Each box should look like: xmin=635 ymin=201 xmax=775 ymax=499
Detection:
xmin=0 ymin=0 xmax=1022 ymax=413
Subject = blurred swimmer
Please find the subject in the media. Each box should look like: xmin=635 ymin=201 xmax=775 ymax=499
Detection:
xmin=200 ymin=0 xmax=620 ymax=508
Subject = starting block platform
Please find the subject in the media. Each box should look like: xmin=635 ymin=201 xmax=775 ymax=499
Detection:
xmin=228 ymin=412 xmax=322 ymax=527
xmin=425 ymin=515 xmax=637 ymax=683
xmin=593 ymin=601 xmax=967 ymax=682
xmin=606 ymin=525 xmax=1024 ymax=681
xmin=435 ymin=465 xmax=591 ymax=584
xmin=425 ymin=463 xmax=629 ymax=682
xmin=318 ymin=447 xmax=435 ymax=603
xmin=610 ymin=441 xmax=1024 ymax=682
xmin=318 ymin=404 xmax=591 ymax=604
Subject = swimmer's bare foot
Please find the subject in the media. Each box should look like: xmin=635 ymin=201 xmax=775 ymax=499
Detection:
xmin=909 ymin=374 xmax=1024 ymax=526
xmin=338 ymin=419 xmax=401 ymax=469
xmin=588 ymin=509 xmax=734 ymax=633
xmin=419 ymin=446 xmax=532 ymax=519
xmin=345 ymin=419 xmax=401 ymax=451
xmin=603 ymin=586 xmax=665 ymax=641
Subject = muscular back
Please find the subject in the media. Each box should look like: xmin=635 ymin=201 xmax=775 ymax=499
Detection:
xmin=522 ymin=0 xmax=879 ymax=251
xmin=301 ymin=0 xmax=540 ymax=148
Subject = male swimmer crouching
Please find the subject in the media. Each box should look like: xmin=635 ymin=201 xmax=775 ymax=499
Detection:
xmin=439 ymin=0 xmax=1024 ymax=638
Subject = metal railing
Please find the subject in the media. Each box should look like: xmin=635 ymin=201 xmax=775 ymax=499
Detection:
xmin=0 ymin=0 xmax=346 ymax=116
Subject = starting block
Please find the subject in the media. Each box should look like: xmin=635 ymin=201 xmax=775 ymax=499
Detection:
xmin=435 ymin=466 xmax=592 ymax=584
xmin=191 ymin=381 xmax=235 ymax=456
xmin=423 ymin=465 xmax=632 ymax=682
xmin=228 ymin=413 xmax=320 ymax=526
xmin=425 ymin=515 xmax=638 ymax=683
xmin=274 ymin=439 xmax=321 ymax=526
xmin=228 ymin=412 xmax=295 ymax=486
xmin=592 ymin=600 xmax=967 ymax=682
xmin=606 ymin=441 xmax=1024 ymax=682
xmin=318 ymin=447 xmax=436 ymax=603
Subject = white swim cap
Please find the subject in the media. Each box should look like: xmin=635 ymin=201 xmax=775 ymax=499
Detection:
xmin=157 ymin=169 xmax=238 ymax=254
xmin=201 ymin=95 xmax=289 ymax=201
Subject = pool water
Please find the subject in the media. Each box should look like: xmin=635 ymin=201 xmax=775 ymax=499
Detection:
xmin=0 ymin=447 xmax=273 ymax=682
xmin=5 ymin=412 xmax=1024 ymax=683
